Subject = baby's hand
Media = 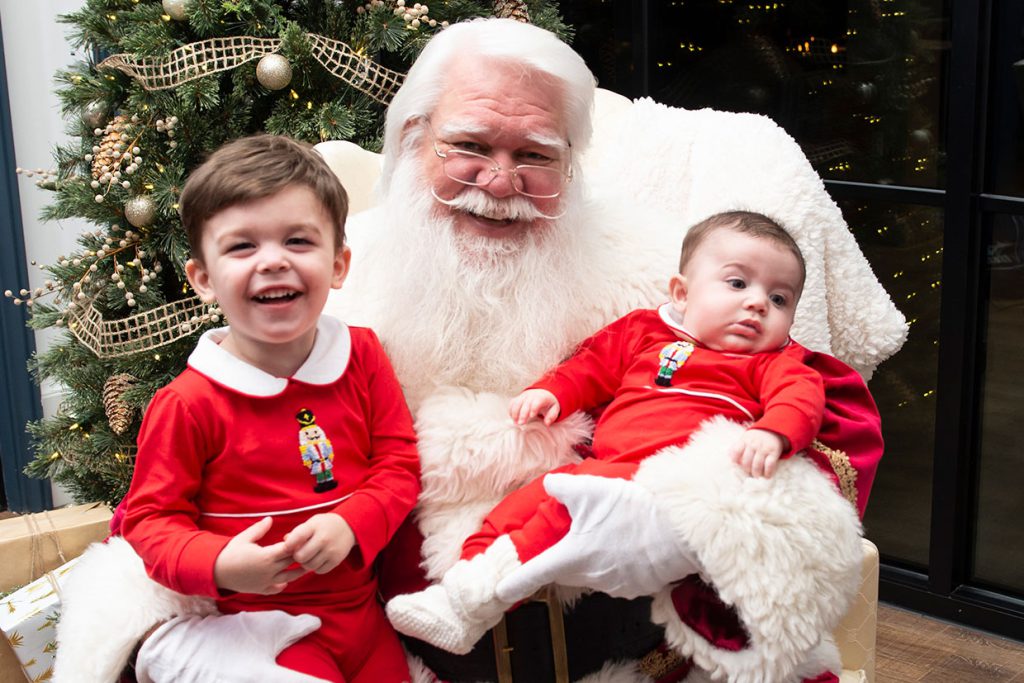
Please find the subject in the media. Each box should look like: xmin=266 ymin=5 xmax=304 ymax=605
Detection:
xmin=213 ymin=516 xmax=304 ymax=595
xmin=731 ymin=428 xmax=786 ymax=478
xmin=283 ymin=513 xmax=355 ymax=575
xmin=509 ymin=389 xmax=561 ymax=426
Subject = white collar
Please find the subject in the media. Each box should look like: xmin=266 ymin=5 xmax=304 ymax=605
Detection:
xmin=657 ymin=302 xmax=694 ymax=339
xmin=187 ymin=316 xmax=352 ymax=397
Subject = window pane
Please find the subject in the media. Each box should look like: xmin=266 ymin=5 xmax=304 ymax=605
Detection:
xmin=647 ymin=0 xmax=949 ymax=188
xmin=840 ymin=200 xmax=942 ymax=568
xmin=985 ymin=3 xmax=1024 ymax=196
xmin=973 ymin=212 xmax=1024 ymax=594
xmin=563 ymin=2 xmax=637 ymax=97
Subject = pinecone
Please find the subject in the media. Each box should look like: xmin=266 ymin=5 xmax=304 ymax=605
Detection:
xmin=91 ymin=114 xmax=130 ymax=180
xmin=103 ymin=373 xmax=137 ymax=435
xmin=493 ymin=0 xmax=530 ymax=23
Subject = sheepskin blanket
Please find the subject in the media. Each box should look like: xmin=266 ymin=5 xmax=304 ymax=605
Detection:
xmin=637 ymin=419 xmax=863 ymax=683
xmin=53 ymin=537 xmax=216 ymax=683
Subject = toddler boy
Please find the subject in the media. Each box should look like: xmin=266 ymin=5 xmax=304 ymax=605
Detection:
xmin=122 ymin=134 xmax=420 ymax=682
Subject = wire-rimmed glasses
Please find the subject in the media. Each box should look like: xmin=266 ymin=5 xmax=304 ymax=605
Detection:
xmin=425 ymin=122 xmax=572 ymax=199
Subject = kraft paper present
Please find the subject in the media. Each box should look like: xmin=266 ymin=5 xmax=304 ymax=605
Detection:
xmin=0 ymin=559 xmax=78 ymax=683
xmin=0 ymin=504 xmax=111 ymax=593
xmin=0 ymin=636 xmax=25 ymax=683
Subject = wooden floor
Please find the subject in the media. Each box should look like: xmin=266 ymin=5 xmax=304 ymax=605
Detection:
xmin=876 ymin=603 xmax=1024 ymax=681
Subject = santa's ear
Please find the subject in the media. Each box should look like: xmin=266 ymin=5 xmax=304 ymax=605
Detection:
xmin=400 ymin=117 xmax=427 ymax=151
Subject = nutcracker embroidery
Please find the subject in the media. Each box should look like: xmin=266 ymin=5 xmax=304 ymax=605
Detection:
xmin=296 ymin=408 xmax=338 ymax=493
xmin=655 ymin=340 xmax=695 ymax=386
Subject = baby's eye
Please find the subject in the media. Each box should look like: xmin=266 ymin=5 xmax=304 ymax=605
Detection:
xmin=226 ymin=242 xmax=254 ymax=253
xmin=770 ymin=294 xmax=788 ymax=307
xmin=286 ymin=236 xmax=313 ymax=246
xmin=727 ymin=278 xmax=746 ymax=290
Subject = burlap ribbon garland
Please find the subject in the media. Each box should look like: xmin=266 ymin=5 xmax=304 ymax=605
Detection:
xmin=98 ymin=33 xmax=405 ymax=105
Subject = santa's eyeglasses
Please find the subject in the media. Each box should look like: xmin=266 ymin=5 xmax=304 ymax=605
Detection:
xmin=422 ymin=119 xmax=572 ymax=199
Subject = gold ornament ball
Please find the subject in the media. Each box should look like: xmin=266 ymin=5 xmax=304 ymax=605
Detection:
xmin=162 ymin=0 xmax=190 ymax=21
xmin=125 ymin=196 xmax=156 ymax=228
xmin=82 ymin=101 xmax=109 ymax=129
xmin=256 ymin=54 xmax=293 ymax=91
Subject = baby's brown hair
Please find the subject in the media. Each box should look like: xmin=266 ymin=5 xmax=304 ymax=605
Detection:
xmin=179 ymin=134 xmax=348 ymax=262
xmin=678 ymin=211 xmax=806 ymax=293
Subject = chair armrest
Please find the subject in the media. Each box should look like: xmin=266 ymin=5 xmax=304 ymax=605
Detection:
xmin=314 ymin=140 xmax=382 ymax=216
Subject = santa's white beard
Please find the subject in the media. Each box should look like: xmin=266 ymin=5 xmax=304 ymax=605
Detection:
xmin=367 ymin=155 xmax=598 ymax=403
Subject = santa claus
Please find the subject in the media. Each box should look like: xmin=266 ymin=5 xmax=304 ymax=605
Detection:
xmin=54 ymin=17 xmax=907 ymax=683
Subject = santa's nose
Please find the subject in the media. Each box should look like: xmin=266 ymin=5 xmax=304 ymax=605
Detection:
xmin=478 ymin=168 xmax=518 ymax=198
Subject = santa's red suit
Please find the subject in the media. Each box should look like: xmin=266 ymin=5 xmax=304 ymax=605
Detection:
xmin=121 ymin=316 xmax=419 ymax=683
xmin=462 ymin=304 xmax=824 ymax=563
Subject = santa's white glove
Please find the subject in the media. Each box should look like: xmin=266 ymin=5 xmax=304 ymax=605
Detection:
xmin=136 ymin=611 xmax=328 ymax=683
xmin=495 ymin=473 xmax=702 ymax=602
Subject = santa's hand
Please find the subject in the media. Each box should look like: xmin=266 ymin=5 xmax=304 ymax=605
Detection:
xmin=136 ymin=611 xmax=327 ymax=683
xmin=495 ymin=474 xmax=702 ymax=602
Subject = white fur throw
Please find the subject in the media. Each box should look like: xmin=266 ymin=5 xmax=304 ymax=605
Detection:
xmin=636 ymin=418 xmax=863 ymax=682
xmin=53 ymin=537 xmax=216 ymax=683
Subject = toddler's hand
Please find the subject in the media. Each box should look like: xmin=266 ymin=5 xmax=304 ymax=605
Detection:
xmin=731 ymin=428 xmax=786 ymax=478
xmin=509 ymin=389 xmax=561 ymax=425
xmin=213 ymin=516 xmax=304 ymax=595
xmin=283 ymin=513 xmax=355 ymax=575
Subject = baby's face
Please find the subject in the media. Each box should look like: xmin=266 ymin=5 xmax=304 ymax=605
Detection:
xmin=669 ymin=230 xmax=802 ymax=353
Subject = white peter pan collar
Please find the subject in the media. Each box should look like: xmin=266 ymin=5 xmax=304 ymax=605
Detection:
xmin=187 ymin=316 xmax=351 ymax=397
xmin=657 ymin=302 xmax=694 ymax=338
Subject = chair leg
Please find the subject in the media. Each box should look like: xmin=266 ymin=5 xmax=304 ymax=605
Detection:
xmin=834 ymin=538 xmax=879 ymax=683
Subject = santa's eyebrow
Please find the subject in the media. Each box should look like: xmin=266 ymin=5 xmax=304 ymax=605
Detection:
xmin=435 ymin=120 xmax=487 ymax=138
xmin=435 ymin=120 xmax=569 ymax=151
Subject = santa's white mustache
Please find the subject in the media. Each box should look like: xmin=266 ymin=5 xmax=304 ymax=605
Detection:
xmin=430 ymin=186 xmax=566 ymax=221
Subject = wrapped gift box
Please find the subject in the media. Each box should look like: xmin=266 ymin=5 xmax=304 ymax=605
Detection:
xmin=0 ymin=559 xmax=78 ymax=683
xmin=0 ymin=504 xmax=111 ymax=593
xmin=1 ymin=637 xmax=24 ymax=683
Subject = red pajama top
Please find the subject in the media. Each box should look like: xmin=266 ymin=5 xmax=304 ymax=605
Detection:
xmin=122 ymin=317 xmax=420 ymax=603
xmin=532 ymin=305 xmax=825 ymax=463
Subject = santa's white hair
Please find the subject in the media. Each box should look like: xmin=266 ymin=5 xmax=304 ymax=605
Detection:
xmin=380 ymin=18 xmax=596 ymax=194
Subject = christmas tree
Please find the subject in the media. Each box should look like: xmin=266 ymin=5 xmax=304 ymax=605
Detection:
xmin=6 ymin=0 xmax=571 ymax=507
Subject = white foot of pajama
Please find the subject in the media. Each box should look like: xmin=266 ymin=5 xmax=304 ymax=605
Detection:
xmin=386 ymin=535 xmax=521 ymax=655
